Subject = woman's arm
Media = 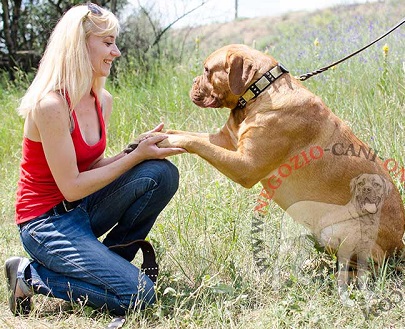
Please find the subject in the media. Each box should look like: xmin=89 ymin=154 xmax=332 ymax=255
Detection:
xmin=32 ymin=92 xmax=184 ymax=202
xmin=89 ymin=90 xmax=167 ymax=169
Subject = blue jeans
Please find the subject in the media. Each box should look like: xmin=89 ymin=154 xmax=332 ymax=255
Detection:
xmin=18 ymin=160 xmax=179 ymax=315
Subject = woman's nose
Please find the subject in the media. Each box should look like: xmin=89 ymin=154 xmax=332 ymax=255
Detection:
xmin=112 ymin=45 xmax=121 ymax=58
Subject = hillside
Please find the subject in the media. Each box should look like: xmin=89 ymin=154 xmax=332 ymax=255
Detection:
xmin=170 ymin=1 xmax=404 ymax=57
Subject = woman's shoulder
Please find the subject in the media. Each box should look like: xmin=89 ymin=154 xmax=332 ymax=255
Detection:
xmin=37 ymin=91 xmax=68 ymax=112
xmin=101 ymin=88 xmax=113 ymax=105
xmin=101 ymin=88 xmax=112 ymax=98
xmin=100 ymin=88 xmax=113 ymax=118
xmin=33 ymin=91 xmax=69 ymax=121
xmin=27 ymin=91 xmax=70 ymax=140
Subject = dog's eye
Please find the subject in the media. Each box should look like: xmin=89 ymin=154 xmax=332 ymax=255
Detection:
xmin=204 ymin=67 xmax=210 ymax=75
xmin=373 ymin=182 xmax=381 ymax=188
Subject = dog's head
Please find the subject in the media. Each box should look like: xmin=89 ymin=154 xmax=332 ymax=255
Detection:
xmin=190 ymin=44 xmax=279 ymax=109
xmin=349 ymin=173 xmax=392 ymax=215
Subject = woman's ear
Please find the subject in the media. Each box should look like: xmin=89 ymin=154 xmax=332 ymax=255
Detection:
xmin=227 ymin=51 xmax=257 ymax=95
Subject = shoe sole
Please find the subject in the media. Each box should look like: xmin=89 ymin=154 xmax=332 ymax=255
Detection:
xmin=4 ymin=257 xmax=31 ymax=316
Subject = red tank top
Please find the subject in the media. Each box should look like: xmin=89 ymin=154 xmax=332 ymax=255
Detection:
xmin=15 ymin=92 xmax=106 ymax=224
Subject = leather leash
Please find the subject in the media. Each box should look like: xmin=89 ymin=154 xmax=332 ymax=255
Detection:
xmin=296 ymin=17 xmax=405 ymax=81
xmin=105 ymin=240 xmax=159 ymax=329
xmin=108 ymin=239 xmax=159 ymax=283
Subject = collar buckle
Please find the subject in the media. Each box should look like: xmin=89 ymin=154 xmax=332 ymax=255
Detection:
xmin=237 ymin=63 xmax=288 ymax=109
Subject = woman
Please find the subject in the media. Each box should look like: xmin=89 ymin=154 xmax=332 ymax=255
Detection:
xmin=5 ymin=3 xmax=184 ymax=316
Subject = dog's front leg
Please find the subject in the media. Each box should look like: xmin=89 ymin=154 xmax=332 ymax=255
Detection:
xmin=337 ymin=260 xmax=355 ymax=307
xmin=165 ymin=127 xmax=237 ymax=151
xmin=159 ymin=134 xmax=279 ymax=188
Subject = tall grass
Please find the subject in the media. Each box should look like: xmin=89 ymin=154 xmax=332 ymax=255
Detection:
xmin=0 ymin=1 xmax=404 ymax=328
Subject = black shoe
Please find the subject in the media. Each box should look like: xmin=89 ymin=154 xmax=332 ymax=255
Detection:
xmin=4 ymin=257 xmax=32 ymax=316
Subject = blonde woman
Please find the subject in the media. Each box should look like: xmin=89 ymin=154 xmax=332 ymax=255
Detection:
xmin=5 ymin=3 xmax=184 ymax=316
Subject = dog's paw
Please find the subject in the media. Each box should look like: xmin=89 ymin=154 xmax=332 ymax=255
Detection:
xmin=156 ymin=138 xmax=172 ymax=148
xmin=157 ymin=134 xmax=187 ymax=149
xmin=124 ymin=132 xmax=166 ymax=153
xmin=338 ymin=287 xmax=356 ymax=307
xmin=340 ymin=292 xmax=355 ymax=307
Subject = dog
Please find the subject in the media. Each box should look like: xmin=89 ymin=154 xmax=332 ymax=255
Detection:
xmin=349 ymin=173 xmax=392 ymax=216
xmin=286 ymin=173 xmax=393 ymax=301
xmin=154 ymin=44 xmax=405 ymax=300
xmin=287 ymin=174 xmax=392 ymax=238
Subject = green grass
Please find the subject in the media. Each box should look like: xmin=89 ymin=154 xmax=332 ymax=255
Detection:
xmin=1 ymin=1 xmax=405 ymax=328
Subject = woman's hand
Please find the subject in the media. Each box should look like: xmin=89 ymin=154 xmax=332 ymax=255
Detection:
xmin=132 ymin=134 xmax=186 ymax=160
xmin=147 ymin=122 xmax=165 ymax=133
xmin=123 ymin=123 xmax=168 ymax=154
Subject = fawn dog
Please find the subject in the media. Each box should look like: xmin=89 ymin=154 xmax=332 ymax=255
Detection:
xmin=151 ymin=44 xmax=405 ymax=302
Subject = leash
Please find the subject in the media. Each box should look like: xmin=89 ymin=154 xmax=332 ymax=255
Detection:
xmin=296 ymin=17 xmax=405 ymax=81
xmin=105 ymin=240 xmax=159 ymax=329
xmin=108 ymin=239 xmax=159 ymax=283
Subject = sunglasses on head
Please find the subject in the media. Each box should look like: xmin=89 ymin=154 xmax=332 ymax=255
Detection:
xmin=84 ymin=2 xmax=102 ymax=19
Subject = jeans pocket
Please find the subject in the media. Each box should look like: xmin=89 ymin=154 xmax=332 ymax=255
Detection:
xmin=23 ymin=208 xmax=91 ymax=251
xmin=22 ymin=215 xmax=55 ymax=246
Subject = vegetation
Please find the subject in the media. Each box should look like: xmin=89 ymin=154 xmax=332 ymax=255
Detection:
xmin=0 ymin=1 xmax=122 ymax=79
xmin=0 ymin=0 xmax=195 ymax=80
xmin=0 ymin=1 xmax=404 ymax=328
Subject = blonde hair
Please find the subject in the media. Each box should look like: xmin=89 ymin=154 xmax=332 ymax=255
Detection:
xmin=18 ymin=3 xmax=120 ymax=117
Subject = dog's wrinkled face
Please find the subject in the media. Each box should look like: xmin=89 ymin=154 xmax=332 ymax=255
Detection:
xmin=189 ymin=48 xmax=230 ymax=108
xmin=190 ymin=44 xmax=271 ymax=109
xmin=350 ymin=173 xmax=391 ymax=215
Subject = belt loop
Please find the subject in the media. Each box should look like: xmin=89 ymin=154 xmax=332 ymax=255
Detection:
xmin=62 ymin=200 xmax=71 ymax=213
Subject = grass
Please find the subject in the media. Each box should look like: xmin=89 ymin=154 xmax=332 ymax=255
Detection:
xmin=1 ymin=1 xmax=405 ymax=328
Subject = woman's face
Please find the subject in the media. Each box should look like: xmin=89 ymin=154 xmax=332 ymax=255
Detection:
xmin=87 ymin=32 xmax=121 ymax=78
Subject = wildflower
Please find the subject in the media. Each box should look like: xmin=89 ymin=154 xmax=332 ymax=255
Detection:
xmin=314 ymin=38 xmax=320 ymax=47
xmin=195 ymin=37 xmax=200 ymax=52
xmin=382 ymin=43 xmax=389 ymax=57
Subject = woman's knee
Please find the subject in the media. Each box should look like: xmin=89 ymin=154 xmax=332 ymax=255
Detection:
xmin=120 ymin=275 xmax=156 ymax=313
xmin=143 ymin=159 xmax=179 ymax=195
xmin=159 ymin=160 xmax=179 ymax=192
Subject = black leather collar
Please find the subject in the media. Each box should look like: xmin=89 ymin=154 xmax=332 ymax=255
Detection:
xmin=237 ymin=63 xmax=289 ymax=109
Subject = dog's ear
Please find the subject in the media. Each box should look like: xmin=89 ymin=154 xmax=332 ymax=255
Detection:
xmin=381 ymin=176 xmax=392 ymax=196
xmin=349 ymin=175 xmax=360 ymax=195
xmin=227 ymin=51 xmax=257 ymax=95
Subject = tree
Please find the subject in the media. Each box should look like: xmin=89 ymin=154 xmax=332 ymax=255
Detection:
xmin=118 ymin=1 xmax=207 ymax=61
xmin=1 ymin=0 xmax=24 ymax=79
xmin=0 ymin=0 xmax=207 ymax=81
xmin=0 ymin=0 xmax=126 ymax=80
